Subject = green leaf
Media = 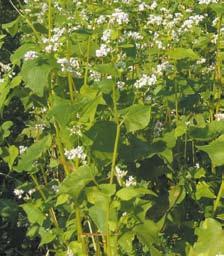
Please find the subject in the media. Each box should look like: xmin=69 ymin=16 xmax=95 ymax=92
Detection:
xmin=3 ymin=145 xmax=19 ymax=169
xmin=1 ymin=121 xmax=13 ymax=139
xmin=197 ymin=135 xmax=224 ymax=168
xmin=0 ymin=199 xmax=18 ymax=220
xmin=167 ymin=48 xmax=199 ymax=60
xmin=118 ymin=232 xmax=134 ymax=255
xmin=94 ymin=63 xmax=118 ymax=76
xmin=134 ymin=219 xmax=164 ymax=248
xmin=10 ymin=43 xmax=37 ymax=65
xmin=89 ymin=200 xmax=108 ymax=233
xmin=189 ymin=218 xmax=224 ymax=255
xmin=2 ymin=17 xmax=20 ymax=36
xmin=39 ymin=227 xmax=56 ymax=246
xmin=195 ymin=182 xmax=215 ymax=200
xmin=86 ymin=121 xmax=116 ymax=160
xmin=59 ymin=165 xmax=98 ymax=201
xmin=21 ymin=58 xmax=52 ymax=96
xmin=56 ymin=194 xmax=69 ymax=206
xmin=169 ymin=185 xmax=185 ymax=209
xmin=211 ymin=3 xmax=224 ymax=15
xmin=120 ymin=104 xmax=151 ymax=132
xmin=47 ymin=96 xmax=74 ymax=126
xmin=22 ymin=202 xmax=45 ymax=225
xmin=116 ymin=187 xmax=156 ymax=201
xmin=15 ymin=135 xmax=52 ymax=172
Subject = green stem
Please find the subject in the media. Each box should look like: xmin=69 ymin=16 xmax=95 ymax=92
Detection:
xmin=214 ymin=15 xmax=223 ymax=114
xmin=55 ymin=122 xmax=70 ymax=176
xmin=48 ymin=0 xmax=52 ymax=39
xmin=66 ymin=39 xmax=75 ymax=101
xmin=110 ymin=124 xmax=121 ymax=184
xmin=213 ymin=174 xmax=224 ymax=214
xmin=106 ymin=201 xmax=111 ymax=256
xmin=174 ymin=80 xmax=179 ymax=121
xmin=76 ymin=207 xmax=88 ymax=255
xmin=110 ymin=83 xmax=121 ymax=184
xmin=9 ymin=0 xmax=40 ymax=42
xmin=31 ymin=174 xmax=59 ymax=227
xmin=84 ymin=37 xmax=91 ymax=87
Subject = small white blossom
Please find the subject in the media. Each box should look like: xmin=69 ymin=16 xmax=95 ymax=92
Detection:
xmin=134 ymin=74 xmax=157 ymax=89
xmin=110 ymin=8 xmax=129 ymax=25
xmin=117 ymin=81 xmax=125 ymax=89
xmin=52 ymin=185 xmax=59 ymax=193
xmin=195 ymin=163 xmax=200 ymax=169
xmin=90 ymin=70 xmax=101 ymax=81
xmin=96 ymin=15 xmax=107 ymax=24
xmin=196 ymin=58 xmax=206 ymax=65
xmin=101 ymin=29 xmax=112 ymax=42
xmin=138 ymin=3 xmax=149 ymax=11
xmin=215 ymin=113 xmax=224 ymax=121
xmin=57 ymin=57 xmax=80 ymax=73
xmin=115 ymin=166 xmax=128 ymax=179
xmin=64 ymin=146 xmax=86 ymax=162
xmin=125 ymin=176 xmax=136 ymax=187
xmin=67 ymin=247 xmax=74 ymax=256
xmin=96 ymin=44 xmax=111 ymax=57
xmin=69 ymin=125 xmax=83 ymax=136
xmin=24 ymin=51 xmax=38 ymax=61
xmin=19 ymin=145 xmax=27 ymax=155
xmin=14 ymin=189 xmax=24 ymax=199
xmin=199 ymin=0 xmax=217 ymax=4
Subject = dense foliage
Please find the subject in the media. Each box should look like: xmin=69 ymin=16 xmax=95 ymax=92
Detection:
xmin=1 ymin=0 xmax=224 ymax=255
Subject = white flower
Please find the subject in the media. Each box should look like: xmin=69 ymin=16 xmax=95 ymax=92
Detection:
xmin=96 ymin=44 xmax=111 ymax=57
xmin=115 ymin=166 xmax=128 ymax=179
xmin=126 ymin=31 xmax=143 ymax=41
xmin=196 ymin=58 xmax=206 ymax=65
xmin=64 ymin=146 xmax=86 ymax=161
xmin=110 ymin=8 xmax=129 ymax=25
xmin=67 ymin=247 xmax=74 ymax=256
xmin=52 ymin=185 xmax=59 ymax=193
xmin=215 ymin=113 xmax=224 ymax=121
xmin=147 ymin=15 xmax=163 ymax=26
xmin=125 ymin=176 xmax=136 ymax=187
xmin=19 ymin=145 xmax=27 ymax=155
xmin=149 ymin=1 xmax=157 ymax=10
xmin=89 ymin=70 xmax=101 ymax=81
xmin=138 ymin=3 xmax=149 ymax=11
xmin=117 ymin=81 xmax=125 ymax=89
xmin=211 ymin=34 xmax=218 ymax=44
xmin=14 ymin=189 xmax=24 ymax=199
xmin=24 ymin=51 xmax=38 ymax=61
xmin=0 ymin=62 xmax=11 ymax=73
xmin=199 ymin=0 xmax=217 ymax=4
xmin=195 ymin=163 xmax=200 ymax=169
xmin=134 ymin=74 xmax=157 ymax=89
xmin=101 ymin=29 xmax=112 ymax=42
xmin=155 ymin=61 xmax=172 ymax=75
xmin=96 ymin=15 xmax=107 ymax=24
xmin=28 ymin=189 xmax=35 ymax=196
xmin=57 ymin=57 xmax=80 ymax=73
xmin=69 ymin=125 xmax=83 ymax=136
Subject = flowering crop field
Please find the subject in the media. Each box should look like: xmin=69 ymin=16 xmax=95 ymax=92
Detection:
xmin=1 ymin=0 xmax=224 ymax=255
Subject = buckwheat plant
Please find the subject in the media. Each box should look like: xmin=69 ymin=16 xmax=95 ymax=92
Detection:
xmin=1 ymin=0 xmax=224 ymax=255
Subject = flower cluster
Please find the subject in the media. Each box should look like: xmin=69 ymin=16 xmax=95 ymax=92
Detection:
xmin=134 ymin=74 xmax=157 ymax=89
xmin=96 ymin=44 xmax=111 ymax=58
xmin=42 ymin=28 xmax=65 ymax=53
xmin=125 ymin=176 xmax=137 ymax=187
xmin=110 ymin=8 xmax=129 ymax=25
xmin=64 ymin=146 xmax=87 ymax=163
xmin=24 ymin=51 xmax=38 ymax=61
xmin=57 ymin=57 xmax=80 ymax=75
